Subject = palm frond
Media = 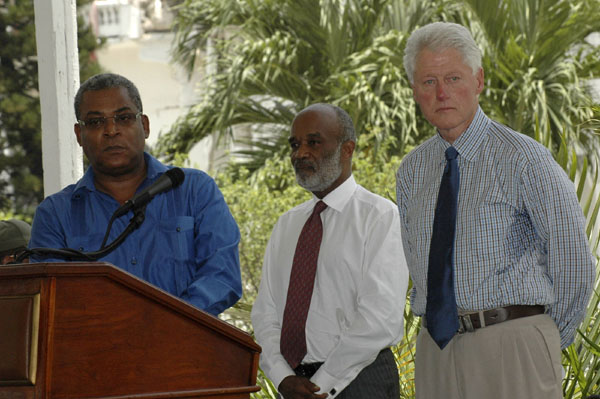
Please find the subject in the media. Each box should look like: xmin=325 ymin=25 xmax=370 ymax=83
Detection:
xmin=553 ymin=130 xmax=600 ymax=398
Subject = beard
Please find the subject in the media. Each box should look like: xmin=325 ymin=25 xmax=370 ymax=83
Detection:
xmin=293 ymin=144 xmax=343 ymax=192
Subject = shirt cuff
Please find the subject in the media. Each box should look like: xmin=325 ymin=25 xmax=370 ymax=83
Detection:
xmin=267 ymin=359 xmax=296 ymax=391
xmin=311 ymin=366 xmax=345 ymax=399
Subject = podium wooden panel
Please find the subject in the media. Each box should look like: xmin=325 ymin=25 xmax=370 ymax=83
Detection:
xmin=0 ymin=263 xmax=261 ymax=399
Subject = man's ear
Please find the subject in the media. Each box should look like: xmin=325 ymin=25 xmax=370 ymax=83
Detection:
xmin=74 ymin=123 xmax=82 ymax=146
xmin=142 ymin=114 xmax=150 ymax=139
xmin=342 ymin=140 xmax=356 ymax=160
xmin=476 ymin=67 xmax=485 ymax=95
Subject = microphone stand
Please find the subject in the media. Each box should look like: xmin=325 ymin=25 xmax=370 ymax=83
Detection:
xmin=15 ymin=206 xmax=147 ymax=263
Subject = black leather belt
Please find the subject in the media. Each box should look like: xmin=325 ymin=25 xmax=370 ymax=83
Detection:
xmin=293 ymin=362 xmax=323 ymax=378
xmin=424 ymin=305 xmax=545 ymax=333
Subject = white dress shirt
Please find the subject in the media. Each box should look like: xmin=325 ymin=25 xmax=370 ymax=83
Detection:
xmin=251 ymin=175 xmax=409 ymax=398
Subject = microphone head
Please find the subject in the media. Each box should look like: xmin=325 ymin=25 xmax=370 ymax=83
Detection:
xmin=165 ymin=167 xmax=185 ymax=188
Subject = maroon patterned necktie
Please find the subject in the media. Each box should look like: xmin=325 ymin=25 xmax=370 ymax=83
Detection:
xmin=280 ymin=200 xmax=328 ymax=369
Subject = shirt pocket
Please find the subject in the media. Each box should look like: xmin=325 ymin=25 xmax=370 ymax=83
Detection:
xmin=156 ymin=216 xmax=195 ymax=260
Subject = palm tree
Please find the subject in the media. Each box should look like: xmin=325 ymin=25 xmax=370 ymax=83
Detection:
xmin=158 ymin=0 xmax=599 ymax=169
xmin=554 ymin=134 xmax=600 ymax=398
xmin=157 ymin=0 xmax=467 ymax=169
xmin=462 ymin=0 xmax=600 ymax=152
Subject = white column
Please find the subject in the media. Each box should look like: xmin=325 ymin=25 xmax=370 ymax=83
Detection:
xmin=34 ymin=0 xmax=83 ymax=197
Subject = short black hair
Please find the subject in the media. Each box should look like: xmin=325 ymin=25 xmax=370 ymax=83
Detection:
xmin=74 ymin=73 xmax=143 ymax=120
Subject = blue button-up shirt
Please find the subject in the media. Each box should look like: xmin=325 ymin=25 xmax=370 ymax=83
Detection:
xmin=396 ymin=107 xmax=595 ymax=348
xmin=30 ymin=153 xmax=242 ymax=315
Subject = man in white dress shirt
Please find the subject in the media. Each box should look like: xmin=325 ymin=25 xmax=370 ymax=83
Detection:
xmin=251 ymin=103 xmax=409 ymax=399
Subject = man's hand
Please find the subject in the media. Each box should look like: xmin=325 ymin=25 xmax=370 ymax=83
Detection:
xmin=278 ymin=375 xmax=328 ymax=399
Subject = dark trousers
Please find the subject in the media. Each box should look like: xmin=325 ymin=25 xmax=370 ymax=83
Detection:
xmin=336 ymin=348 xmax=399 ymax=399
xmin=280 ymin=348 xmax=399 ymax=399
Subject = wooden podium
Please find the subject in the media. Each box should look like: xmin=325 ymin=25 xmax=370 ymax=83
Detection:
xmin=0 ymin=263 xmax=261 ymax=399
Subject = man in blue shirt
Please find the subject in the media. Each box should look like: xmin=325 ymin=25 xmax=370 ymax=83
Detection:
xmin=29 ymin=73 xmax=242 ymax=316
xmin=396 ymin=22 xmax=595 ymax=398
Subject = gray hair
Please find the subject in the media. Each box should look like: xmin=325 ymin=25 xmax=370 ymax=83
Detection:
xmin=74 ymin=73 xmax=143 ymax=119
xmin=308 ymin=103 xmax=356 ymax=143
xmin=403 ymin=22 xmax=482 ymax=84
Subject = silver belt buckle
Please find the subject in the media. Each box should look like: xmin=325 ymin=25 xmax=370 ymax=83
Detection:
xmin=458 ymin=314 xmax=475 ymax=333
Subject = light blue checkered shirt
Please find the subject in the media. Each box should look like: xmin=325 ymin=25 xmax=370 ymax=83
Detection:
xmin=396 ymin=107 xmax=595 ymax=348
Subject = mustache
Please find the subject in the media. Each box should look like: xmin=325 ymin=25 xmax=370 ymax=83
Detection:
xmin=293 ymin=159 xmax=317 ymax=171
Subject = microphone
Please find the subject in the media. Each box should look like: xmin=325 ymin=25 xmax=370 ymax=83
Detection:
xmin=114 ymin=168 xmax=185 ymax=218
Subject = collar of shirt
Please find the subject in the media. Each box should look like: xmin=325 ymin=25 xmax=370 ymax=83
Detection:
xmin=433 ymin=106 xmax=490 ymax=165
xmin=309 ymin=174 xmax=357 ymax=213
xmin=71 ymin=152 xmax=168 ymax=199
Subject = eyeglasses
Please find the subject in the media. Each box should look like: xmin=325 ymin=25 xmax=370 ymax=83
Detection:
xmin=78 ymin=112 xmax=142 ymax=130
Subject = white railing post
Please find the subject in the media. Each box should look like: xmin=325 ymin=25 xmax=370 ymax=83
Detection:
xmin=34 ymin=0 xmax=83 ymax=197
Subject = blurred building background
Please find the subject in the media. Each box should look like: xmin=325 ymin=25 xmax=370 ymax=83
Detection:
xmin=80 ymin=0 xmax=219 ymax=171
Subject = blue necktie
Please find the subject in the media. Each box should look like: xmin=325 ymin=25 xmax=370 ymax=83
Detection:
xmin=426 ymin=146 xmax=460 ymax=349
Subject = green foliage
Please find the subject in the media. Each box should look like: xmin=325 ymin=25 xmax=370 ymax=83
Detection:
xmin=0 ymin=210 xmax=32 ymax=225
xmin=464 ymin=0 xmax=600 ymax=152
xmin=555 ymin=135 xmax=600 ymax=398
xmin=159 ymin=0 xmax=454 ymax=165
xmin=0 ymin=0 xmax=103 ymax=217
xmin=160 ymin=0 xmax=600 ymax=173
xmin=217 ymin=158 xmax=309 ymax=306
